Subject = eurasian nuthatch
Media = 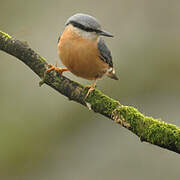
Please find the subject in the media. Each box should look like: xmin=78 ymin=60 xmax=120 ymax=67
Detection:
xmin=47 ymin=13 xmax=119 ymax=97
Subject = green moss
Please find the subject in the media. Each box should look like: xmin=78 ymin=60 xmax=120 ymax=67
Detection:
xmin=40 ymin=57 xmax=47 ymax=63
xmin=145 ymin=122 xmax=180 ymax=147
xmin=0 ymin=30 xmax=12 ymax=40
xmin=1 ymin=28 xmax=180 ymax=153
xmin=115 ymin=105 xmax=180 ymax=152
xmin=86 ymin=89 xmax=120 ymax=116
xmin=116 ymin=106 xmax=144 ymax=133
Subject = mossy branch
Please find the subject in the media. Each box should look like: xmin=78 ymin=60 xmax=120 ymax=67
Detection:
xmin=0 ymin=30 xmax=180 ymax=154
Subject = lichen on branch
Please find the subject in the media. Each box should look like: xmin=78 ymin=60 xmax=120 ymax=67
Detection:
xmin=0 ymin=30 xmax=180 ymax=154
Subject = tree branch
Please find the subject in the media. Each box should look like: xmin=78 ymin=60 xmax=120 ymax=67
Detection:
xmin=0 ymin=30 xmax=180 ymax=154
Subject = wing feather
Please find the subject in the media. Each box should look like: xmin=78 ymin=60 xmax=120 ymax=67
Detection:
xmin=97 ymin=37 xmax=113 ymax=67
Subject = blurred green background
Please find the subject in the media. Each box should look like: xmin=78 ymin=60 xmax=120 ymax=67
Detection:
xmin=0 ymin=0 xmax=180 ymax=179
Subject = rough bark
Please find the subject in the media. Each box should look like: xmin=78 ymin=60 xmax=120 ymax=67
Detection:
xmin=0 ymin=30 xmax=180 ymax=154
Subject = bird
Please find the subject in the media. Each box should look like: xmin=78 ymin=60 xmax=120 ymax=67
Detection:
xmin=47 ymin=13 xmax=119 ymax=97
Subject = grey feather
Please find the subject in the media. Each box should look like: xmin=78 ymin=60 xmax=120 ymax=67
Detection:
xmin=97 ymin=37 xmax=113 ymax=67
xmin=65 ymin=13 xmax=101 ymax=31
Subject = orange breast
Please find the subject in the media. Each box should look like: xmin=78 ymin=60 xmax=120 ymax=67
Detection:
xmin=58 ymin=26 xmax=109 ymax=80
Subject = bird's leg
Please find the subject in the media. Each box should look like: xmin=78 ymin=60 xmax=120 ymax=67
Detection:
xmin=85 ymin=80 xmax=97 ymax=98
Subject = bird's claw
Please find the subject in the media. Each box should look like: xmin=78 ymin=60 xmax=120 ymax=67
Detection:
xmin=39 ymin=63 xmax=69 ymax=87
xmin=45 ymin=63 xmax=69 ymax=75
xmin=84 ymin=84 xmax=97 ymax=99
xmin=85 ymin=86 xmax=95 ymax=98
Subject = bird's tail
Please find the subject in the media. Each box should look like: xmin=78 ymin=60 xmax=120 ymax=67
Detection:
xmin=107 ymin=68 xmax=119 ymax=80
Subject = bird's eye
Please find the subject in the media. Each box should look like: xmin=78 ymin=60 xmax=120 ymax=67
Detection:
xmin=69 ymin=21 xmax=99 ymax=33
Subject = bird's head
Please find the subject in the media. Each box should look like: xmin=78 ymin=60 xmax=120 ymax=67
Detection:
xmin=65 ymin=13 xmax=114 ymax=40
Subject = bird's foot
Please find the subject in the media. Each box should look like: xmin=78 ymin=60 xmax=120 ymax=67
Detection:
xmin=39 ymin=63 xmax=69 ymax=87
xmin=46 ymin=64 xmax=69 ymax=75
xmin=85 ymin=84 xmax=96 ymax=98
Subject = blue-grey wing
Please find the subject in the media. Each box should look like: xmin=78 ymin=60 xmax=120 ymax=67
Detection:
xmin=97 ymin=37 xmax=113 ymax=67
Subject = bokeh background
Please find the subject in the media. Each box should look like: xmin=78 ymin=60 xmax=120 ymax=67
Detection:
xmin=0 ymin=0 xmax=180 ymax=179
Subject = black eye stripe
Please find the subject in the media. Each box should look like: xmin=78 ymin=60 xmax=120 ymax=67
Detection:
xmin=67 ymin=21 xmax=101 ymax=33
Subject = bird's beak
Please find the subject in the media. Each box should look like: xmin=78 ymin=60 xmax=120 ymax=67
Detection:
xmin=98 ymin=30 xmax=114 ymax=37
